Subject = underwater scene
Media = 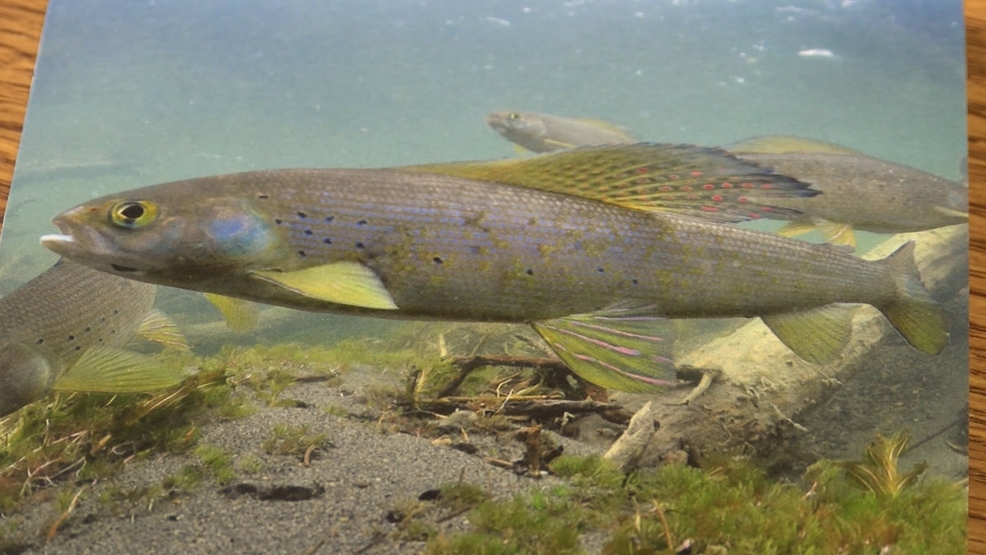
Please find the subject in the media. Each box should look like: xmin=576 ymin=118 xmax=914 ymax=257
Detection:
xmin=0 ymin=0 xmax=970 ymax=553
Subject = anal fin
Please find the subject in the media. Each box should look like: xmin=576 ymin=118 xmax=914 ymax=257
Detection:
xmin=532 ymin=305 xmax=677 ymax=392
xmin=761 ymin=305 xmax=855 ymax=364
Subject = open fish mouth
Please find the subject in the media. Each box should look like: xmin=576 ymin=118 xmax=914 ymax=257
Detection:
xmin=40 ymin=217 xmax=143 ymax=274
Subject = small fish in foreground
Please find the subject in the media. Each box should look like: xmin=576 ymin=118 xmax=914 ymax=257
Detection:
xmin=725 ymin=135 xmax=969 ymax=250
xmin=41 ymin=144 xmax=948 ymax=393
xmin=0 ymin=259 xmax=188 ymax=417
xmin=486 ymin=111 xmax=637 ymax=153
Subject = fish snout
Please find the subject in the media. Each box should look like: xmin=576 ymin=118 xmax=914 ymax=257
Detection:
xmin=486 ymin=112 xmax=509 ymax=132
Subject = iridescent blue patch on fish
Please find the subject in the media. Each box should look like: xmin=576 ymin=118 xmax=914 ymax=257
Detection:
xmin=208 ymin=211 xmax=275 ymax=256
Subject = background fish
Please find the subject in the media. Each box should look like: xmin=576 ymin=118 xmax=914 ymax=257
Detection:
xmin=40 ymin=145 xmax=947 ymax=392
xmin=725 ymin=135 xmax=968 ymax=249
xmin=0 ymin=259 xmax=187 ymax=417
xmin=486 ymin=111 xmax=637 ymax=153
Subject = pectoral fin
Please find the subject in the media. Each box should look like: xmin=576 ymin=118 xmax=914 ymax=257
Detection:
xmin=816 ymin=221 xmax=856 ymax=250
xmin=137 ymin=309 xmax=191 ymax=351
xmin=251 ymin=262 xmax=398 ymax=310
xmin=776 ymin=219 xmax=820 ymax=238
xmin=761 ymin=305 xmax=855 ymax=364
xmin=532 ymin=305 xmax=677 ymax=393
xmin=542 ymin=138 xmax=577 ymax=150
xmin=52 ymin=347 xmax=184 ymax=393
xmin=204 ymin=293 xmax=260 ymax=332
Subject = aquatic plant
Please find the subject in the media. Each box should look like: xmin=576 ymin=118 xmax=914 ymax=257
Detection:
xmin=422 ymin=450 xmax=966 ymax=554
xmin=835 ymin=430 xmax=928 ymax=497
xmin=0 ymin=367 xmax=239 ymax=513
xmin=261 ymin=423 xmax=331 ymax=461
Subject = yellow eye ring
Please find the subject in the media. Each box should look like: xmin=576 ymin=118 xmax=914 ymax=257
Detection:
xmin=109 ymin=201 xmax=159 ymax=229
xmin=508 ymin=112 xmax=521 ymax=121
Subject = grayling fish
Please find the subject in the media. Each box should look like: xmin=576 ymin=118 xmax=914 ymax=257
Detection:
xmin=40 ymin=144 xmax=948 ymax=392
xmin=725 ymin=135 xmax=968 ymax=249
xmin=486 ymin=111 xmax=637 ymax=153
xmin=0 ymin=259 xmax=188 ymax=417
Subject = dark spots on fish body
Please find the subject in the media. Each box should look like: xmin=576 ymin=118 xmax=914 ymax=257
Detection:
xmin=113 ymin=309 xmax=119 ymax=315
xmin=325 ymin=216 xmax=334 ymax=223
xmin=35 ymin=338 xmax=43 ymax=345
xmin=323 ymin=238 xmax=332 ymax=244
xmin=298 ymin=250 xmax=307 ymax=257
xmin=84 ymin=326 xmax=91 ymax=332
xmin=257 ymin=194 xmax=269 ymax=200
xmin=304 ymin=229 xmax=314 ymax=236
xmin=297 ymin=211 xmax=308 ymax=219
xmin=74 ymin=346 xmax=82 ymax=351
xmin=356 ymin=219 xmax=368 ymax=226
xmin=274 ymin=219 xmax=283 ymax=225
xmin=469 ymin=245 xmax=482 ymax=255
xmin=527 ymin=217 xmax=537 ymax=226
xmin=597 ymin=267 xmax=605 ymax=273
xmin=433 ymin=257 xmax=443 ymax=264
xmin=526 ymin=269 xmax=534 ymax=276
xmin=356 ymin=242 xmax=365 ymax=249
xmin=68 ymin=335 xmax=75 ymax=341
xmin=632 ymin=279 xmax=639 ymax=285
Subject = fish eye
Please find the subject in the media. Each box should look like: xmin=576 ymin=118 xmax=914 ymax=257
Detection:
xmin=109 ymin=201 xmax=158 ymax=229
xmin=508 ymin=112 xmax=522 ymax=121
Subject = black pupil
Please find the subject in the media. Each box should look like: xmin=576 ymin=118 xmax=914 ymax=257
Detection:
xmin=120 ymin=203 xmax=144 ymax=220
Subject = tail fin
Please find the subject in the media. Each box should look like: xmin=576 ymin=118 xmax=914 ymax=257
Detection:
xmin=880 ymin=242 xmax=948 ymax=355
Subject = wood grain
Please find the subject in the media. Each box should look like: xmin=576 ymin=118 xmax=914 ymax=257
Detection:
xmin=0 ymin=0 xmax=982 ymax=551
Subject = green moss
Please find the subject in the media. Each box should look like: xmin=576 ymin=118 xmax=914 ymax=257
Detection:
xmin=0 ymin=367 xmax=243 ymax=513
xmin=194 ymin=445 xmax=237 ymax=485
xmin=237 ymin=454 xmax=265 ymax=474
xmin=438 ymin=483 xmax=490 ymax=511
xmin=262 ymin=423 xmax=331 ymax=457
xmin=423 ymin=443 xmax=967 ymax=555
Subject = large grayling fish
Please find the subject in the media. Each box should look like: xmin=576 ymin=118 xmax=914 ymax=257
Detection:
xmin=725 ymin=135 xmax=969 ymax=250
xmin=0 ymin=259 xmax=187 ymax=416
xmin=40 ymin=144 xmax=948 ymax=392
xmin=486 ymin=111 xmax=637 ymax=153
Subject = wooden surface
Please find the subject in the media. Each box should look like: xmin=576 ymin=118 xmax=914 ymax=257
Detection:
xmin=0 ymin=0 xmax=983 ymax=550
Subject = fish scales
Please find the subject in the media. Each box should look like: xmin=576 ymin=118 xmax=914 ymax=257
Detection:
xmin=0 ymin=260 xmax=156 ymax=361
xmin=52 ymin=168 xmax=895 ymax=321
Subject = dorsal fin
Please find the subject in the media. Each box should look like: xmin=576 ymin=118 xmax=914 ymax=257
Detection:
xmin=725 ymin=135 xmax=862 ymax=155
xmin=572 ymin=118 xmax=638 ymax=139
xmin=403 ymin=143 xmax=817 ymax=223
